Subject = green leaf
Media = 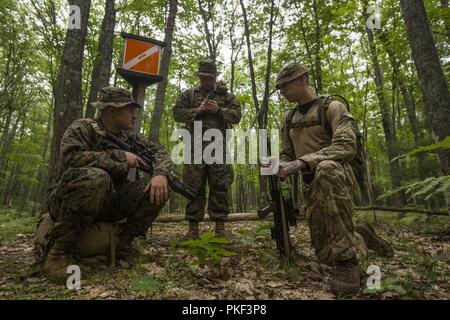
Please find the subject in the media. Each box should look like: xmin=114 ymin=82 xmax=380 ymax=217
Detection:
xmin=130 ymin=276 xmax=161 ymax=293
xmin=392 ymin=136 xmax=450 ymax=161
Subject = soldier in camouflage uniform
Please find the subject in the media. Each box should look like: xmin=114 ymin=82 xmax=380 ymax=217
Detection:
xmin=275 ymin=63 xmax=393 ymax=296
xmin=173 ymin=58 xmax=241 ymax=239
xmin=42 ymin=87 xmax=175 ymax=280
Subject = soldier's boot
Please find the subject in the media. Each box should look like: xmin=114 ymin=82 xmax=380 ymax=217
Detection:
xmin=116 ymin=229 xmax=144 ymax=264
xmin=330 ymin=258 xmax=360 ymax=297
xmin=116 ymin=243 xmax=141 ymax=266
xmin=355 ymin=221 xmax=394 ymax=257
xmin=215 ymin=221 xmax=236 ymax=243
xmin=43 ymin=241 xmax=77 ymax=282
xmin=183 ymin=221 xmax=200 ymax=240
xmin=214 ymin=221 xmax=226 ymax=238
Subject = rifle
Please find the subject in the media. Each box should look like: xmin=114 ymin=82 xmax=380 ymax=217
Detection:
xmin=257 ymin=100 xmax=300 ymax=263
xmin=258 ymin=170 xmax=300 ymax=263
xmin=98 ymin=131 xmax=198 ymax=201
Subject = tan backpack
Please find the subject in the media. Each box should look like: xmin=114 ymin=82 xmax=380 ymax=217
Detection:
xmin=34 ymin=213 xmax=119 ymax=266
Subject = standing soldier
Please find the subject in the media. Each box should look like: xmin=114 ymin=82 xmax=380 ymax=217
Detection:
xmin=275 ymin=62 xmax=393 ymax=296
xmin=41 ymin=87 xmax=175 ymax=280
xmin=173 ymin=58 xmax=241 ymax=239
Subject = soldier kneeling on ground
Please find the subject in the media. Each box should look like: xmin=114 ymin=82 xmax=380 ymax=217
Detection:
xmin=276 ymin=62 xmax=394 ymax=296
xmin=35 ymin=87 xmax=175 ymax=281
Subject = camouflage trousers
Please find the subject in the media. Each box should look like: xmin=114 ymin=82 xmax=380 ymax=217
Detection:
xmin=303 ymin=160 xmax=368 ymax=268
xmin=46 ymin=167 xmax=164 ymax=253
xmin=183 ymin=163 xmax=233 ymax=222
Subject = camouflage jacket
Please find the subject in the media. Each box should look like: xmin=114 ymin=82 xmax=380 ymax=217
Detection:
xmin=172 ymin=84 xmax=241 ymax=134
xmin=55 ymin=118 xmax=175 ymax=186
xmin=280 ymin=98 xmax=357 ymax=173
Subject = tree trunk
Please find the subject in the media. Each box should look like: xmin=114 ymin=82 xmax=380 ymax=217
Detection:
xmin=47 ymin=0 xmax=91 ymax=187
xmin=260 ymin=0 xmax=275 ymax=129
xmin=312 ymin=0 xmax=323 ymax=93
xmin=0 ymin=106 xmax=13 ymax=169
xmin=85 ymin=0 xmax=116 ymax=118
xmin=364 ymin=10 xmax=404 ymax=206
xmin=34 ymin=108 xmax=53 ymax=207
xmin=400 ymin=0 xmax=450 ymax=213
xmin=149 ymin=0 xmax=178 ymax=142
xmin=239 ymin=0 xmax=260 ymax=115
xmin=197 ymin=0 xmax=218 ymax=60
xmin=0 ymin=112 xmax=22 ymax=172
xmin=381 ymin=35 xmax=431 ymax=183
xmin=228 ymin=4 xmax=242 ymax=94
xmin=440 ymin=0 xmax=450 ymax=39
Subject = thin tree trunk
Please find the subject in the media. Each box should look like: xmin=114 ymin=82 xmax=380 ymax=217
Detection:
xmin=381 ymin=35 xmax=430 ymax=182
xmin=150 ymin=0 xmax=178 ymax=142
xmin=261 ymin=0 xmax=275 ymax=128
xmin=228 ymin=4 xmax=243 ymax=94
xmin=258 ymin=0 xmax=275 ymax=202
xmin=240 ymin=0 xmax=259 ymax=115
xmin=440 ymin=0 xmax=450 ymax=39
xmin=364 ymin=8 xmax=404 ymax=206
xmin=197 ymin=0 xmax=217 ymax=60
xmin=312 ymin=0 xmax=323 ymax=93
xmin=0 ymin=106 xmax=13 ymax=169
xmin=85 ymin=0 xmax=116 ymax=118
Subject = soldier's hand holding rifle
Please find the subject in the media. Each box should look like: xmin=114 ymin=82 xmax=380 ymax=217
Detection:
xmin=260 ymin=158 xmax=307 ymax=179
xmin=125 ymin=151 xmax=145 ymax=169
xmin=278 ymin=160 xmax=306 ymax=179
xmin=125 ymin=151 xmax=169 ymax=206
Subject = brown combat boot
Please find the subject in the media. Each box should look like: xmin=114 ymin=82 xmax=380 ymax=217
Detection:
xmin=183 ymin=220 xmax=200 ymax=240
xmin=330 ymin=259 xmax=360 ymax=297
xmin=43 ymin=242 xmax=77 ymax=282
xmin=356 ymin=221 xmax=394 ymax=257
xmin=116 ymin=240 xmax=141 ymax=265
xmin=214 ymin=221 xmax=226 ymax=238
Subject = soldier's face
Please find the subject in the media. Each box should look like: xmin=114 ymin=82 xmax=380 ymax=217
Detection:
xmin=279 ymin=76 xmax=306 ymax=102
xmin=113 ymin=106 xmax=138 ymax=129
xmin=199 ymin=75 xmax=216 ymax=91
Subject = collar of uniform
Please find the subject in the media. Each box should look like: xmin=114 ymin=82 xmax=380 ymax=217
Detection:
xmin=91 ymin=117 xmax=107 ymax=136
xmin=196 ymin=85 xmax=218 ymax=95
xmin=296 ymin=98 xmax=319 ymax=115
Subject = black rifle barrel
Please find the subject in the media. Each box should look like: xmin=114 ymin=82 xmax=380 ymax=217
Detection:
xmin=101 ymin=132 xmax=198 ymax=201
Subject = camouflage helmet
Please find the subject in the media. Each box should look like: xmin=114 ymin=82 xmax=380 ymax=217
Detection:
xmin=276 ymin=62 xmax=309 ymax=89
xmin=197 ymin=57 xmax=219 ymax=77
xmin=91 ymin=87 xmax=142 ymax=110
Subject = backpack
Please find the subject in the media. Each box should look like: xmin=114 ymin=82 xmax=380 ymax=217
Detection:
xmin=34 ymin=213 xmax=119 ymax=266
xmin=285 ymin=95 xmax=367 ymax=196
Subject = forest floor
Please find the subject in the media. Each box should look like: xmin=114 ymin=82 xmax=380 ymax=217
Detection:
xmin=0 ymin=207 xmax=449 ymax=300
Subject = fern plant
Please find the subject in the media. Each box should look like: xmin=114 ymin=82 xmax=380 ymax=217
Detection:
xmin=392 ymin=136 xmax=450 ymax=161
xmin=379 ymin=138 xmax=450 ymax=203
xmin=378 ymin=175 xmax=450 ymax=202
